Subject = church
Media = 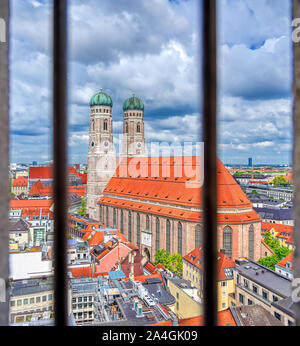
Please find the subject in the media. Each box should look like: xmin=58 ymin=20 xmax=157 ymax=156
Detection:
xmin=86 ymin=89 xmax=262 ymax=262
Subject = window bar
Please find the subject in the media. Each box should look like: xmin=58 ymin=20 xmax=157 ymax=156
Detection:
xmin=293 ymin=0 xmax=300 ymax=327
xmin=202 ymin=0 xmax=218 ymax=326
xmin=0 ymin=0 xmax=9 ymax=327
xmin=53 ymin=0 xmax=68 ymax=326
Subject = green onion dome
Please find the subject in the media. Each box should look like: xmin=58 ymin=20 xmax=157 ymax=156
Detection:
xmin=123 ymin=93 xmax=144 ymax=111
xmin=89 ymin=88 xmax=113 ymax=107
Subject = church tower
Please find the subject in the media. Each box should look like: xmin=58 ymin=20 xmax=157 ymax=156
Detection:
xmin=122 ymin=94 xmax=146 ymax=157
xmin=87 ymin=89 xmax=116 ymax=220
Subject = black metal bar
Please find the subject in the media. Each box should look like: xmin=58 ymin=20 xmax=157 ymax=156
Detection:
xmin=202 ymin=0 xmax=218 ymax=326
xmin=53 ymin=0 xmax=68 ymax=326
xmin=0 ymin=0 xmax=9 ymax=327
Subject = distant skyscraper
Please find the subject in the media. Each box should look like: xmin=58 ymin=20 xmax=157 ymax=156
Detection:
xmin=248 ymin=157 xmax=252 ymax=167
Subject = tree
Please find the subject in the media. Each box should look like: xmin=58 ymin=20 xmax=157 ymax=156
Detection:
xmin=78 ymin=198 xmax=86 ymax=215
xmin=258 ymin=232 xmax=292 ymax=270
xmin=252 ymin=190 xmax=258 ymax=194
xmin=154 ymin=249 xmax=183 ymax=276
xmin=272 ymin=175 xmax=287 ymax=186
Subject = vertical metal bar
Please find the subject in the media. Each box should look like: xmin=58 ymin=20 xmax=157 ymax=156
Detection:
xmin=202 ymin=0 xmax=218 ymax=326
xmin=0 ymin=0 xmax=9 ymax=327
xmin=53 ymin=0 xmax=68 ymax=326
xmin=293 ymin=0 xmax=300 ymax=327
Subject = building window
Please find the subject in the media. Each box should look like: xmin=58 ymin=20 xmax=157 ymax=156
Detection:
xmin=244 ymin=279 xmax=249 ymax=288
xmin=253 ymin=285 xmax=258 ymax=294
xmin=156 ymin=217 xmax=160 ymax=251
xmin=178 ymin=221 xmax=182 ymax=255
xmin=23 ymin=299 xmax=28 ymax=305
xmin=99 ymin=205 xmax=103 ymax=222
xmin=273 ymin=295 xmax=278 ymax=302
xmin=42 ymin=295 xmax=47 ymax=302
xmin=223 ymin=226 xmax=232 ymax=258
xmin=137 ymin=123 xmax=141 ymax=133
xmin=113 ymin=208 xmax=117 ymax=227
xmin=120 ymin=210 xmax=124 ymax=234
xmin=195 ymin=224 xmax=202 ymax=248
xmin=125 ymin=122 xmax=128 ymax=133
xmin=262 ymin=290 xmax=268 ymax=301
xmin=249 ymin=225 xmax=254 ymax=260
xmin=137 ymin=213 xmax=140 ymax=248
xmin=91 ymin=119 xmax=95 ymax=131
xmin=146 ymin=215 xmax=150 ymax=231
xmin=274 ymin=312 xmax=281 ymax=321
xmin=30 ymin=298 xmax=34 ymax=304
xmin=106 ymin=206 xmax=109 ymax=227
xmin=36 ymin=297 xmax=41 ymax=303
xmin=248 ymin=299 xmax=253 ymax=305
xmin=103 ymin=119 xmax=108 ymax=131
xmin=166 ymin=219 xmax=171 ymax=253
xmin=239 ymin=294 xmax=244 ymax=304
xmin=128 ymin=211 xmax=132 ymax=241
xmin=10 ymin=301 xmax=15 ymax=307
xmin=221 ymin=281 xmax=227 ymax=287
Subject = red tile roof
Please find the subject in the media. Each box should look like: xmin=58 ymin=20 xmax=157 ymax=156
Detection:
xmin=262 ymin=222 xmax=293 ymax=234
xmin=11 ymin=176 xmax=28 ymax=187
xmin=29 ymin=166 xmax=81 ymax=180
xmin=29 ymin=166 xmax=53 ymax=180
xmin=178 ymin=309 xmax=237 ymax=326
xmin=29 ymin=180 xmax=86 ymax=197
xmin=277 ymin=252 xmax=293 ymax=270
xmin=80 ymin=173 xmax=87 ymax=184
xmin=10 ymin=199 xmax=53 ymax=219
xmin=183 ymin=247 xmax=235 ymax=280
xmin=98 ymin=157 xmax=260 ymax=224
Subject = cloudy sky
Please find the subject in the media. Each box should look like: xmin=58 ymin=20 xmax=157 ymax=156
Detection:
xmin=10 ymin=0 xmax=293 ymax=165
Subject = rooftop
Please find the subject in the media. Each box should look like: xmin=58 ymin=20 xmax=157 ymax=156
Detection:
xmin=236 ymin=260 xmax=292 ymax=298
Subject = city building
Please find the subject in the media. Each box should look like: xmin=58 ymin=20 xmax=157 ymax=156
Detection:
xmin=255 ymin=207 xmax=294 ymax=226
xmin=98 ymin=157 xmax=261 ymax=262
xmin=182 ymin=247 xmax=235 ymax=311
xmin=275 ymin=252 xmax=294 ymax=280
xmin=9 ymin=277 xmax=54 ymax=324
xmin=231 ymin=260 xmax=295 ymax=326
xmin=11 ymin=176 xmax=28 ymax=196
xmin=166 ymin=278 xmax=202 ymax=319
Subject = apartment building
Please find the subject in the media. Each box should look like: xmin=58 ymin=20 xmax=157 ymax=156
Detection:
xmin=231 ymin=260 xmax=295 ymax=325
xmin=9 ymin=277 xmax=54 ymax=324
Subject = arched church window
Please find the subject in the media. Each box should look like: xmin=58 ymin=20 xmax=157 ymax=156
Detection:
xmin=195 ymin=224 xmax=202 ymax=248
xmin=249 ymin=225 xmax=254 ymax=260
xmin=146 ymin=215 xmax=150 ymax=231
xmin=125 ymin=122 xmax=128 ymax=133
xmin=106 ymin=206 xmax=109 ymax=227
xmin=137 ymin=123 xmax=141 ymax=133
xmin=223 ymin=226 xmax=233 ymax=258
xmin=137 ymin=213 xmax=140 ymax=248
xmin=103 ymin=120 xmax=108 ymax=131
xmin=178 ymin=222 xmax=182 ymax=255
xmin=156 ymin=217 xmax=160 ymax=251
xmin=91 ymin=120 xmax=95 ymax=131
xmin=120 ymin=210 xmax=124 ymax=234
xmin=128 ymin=211 xmax=132 ymax=241
xmin=166 ymin=219 xmax=171 ymax=253
xmin=113 ymin=208 xmax=117 ymax=227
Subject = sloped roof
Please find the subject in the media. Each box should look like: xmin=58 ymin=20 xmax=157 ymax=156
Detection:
xmin=178 ymin=309 xmax=237 ymax=326
xmin=183 ymin=247 xmax=235 ymax=280
xmin=277 ymin=252 xmax=293 ymax=270
xmin=12 ymin=176 xmax=28 ymax=187
xmin=99 ymin=157 xmax=260 ymax=224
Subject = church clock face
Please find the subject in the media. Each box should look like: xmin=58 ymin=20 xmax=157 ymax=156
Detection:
xmin=136 ymin=142 xmax=142 ymax=149
xmin=91 ymin=141 xmax=94 ymax=148
xmin=104 ymin=140 xmax=109 ymax=147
